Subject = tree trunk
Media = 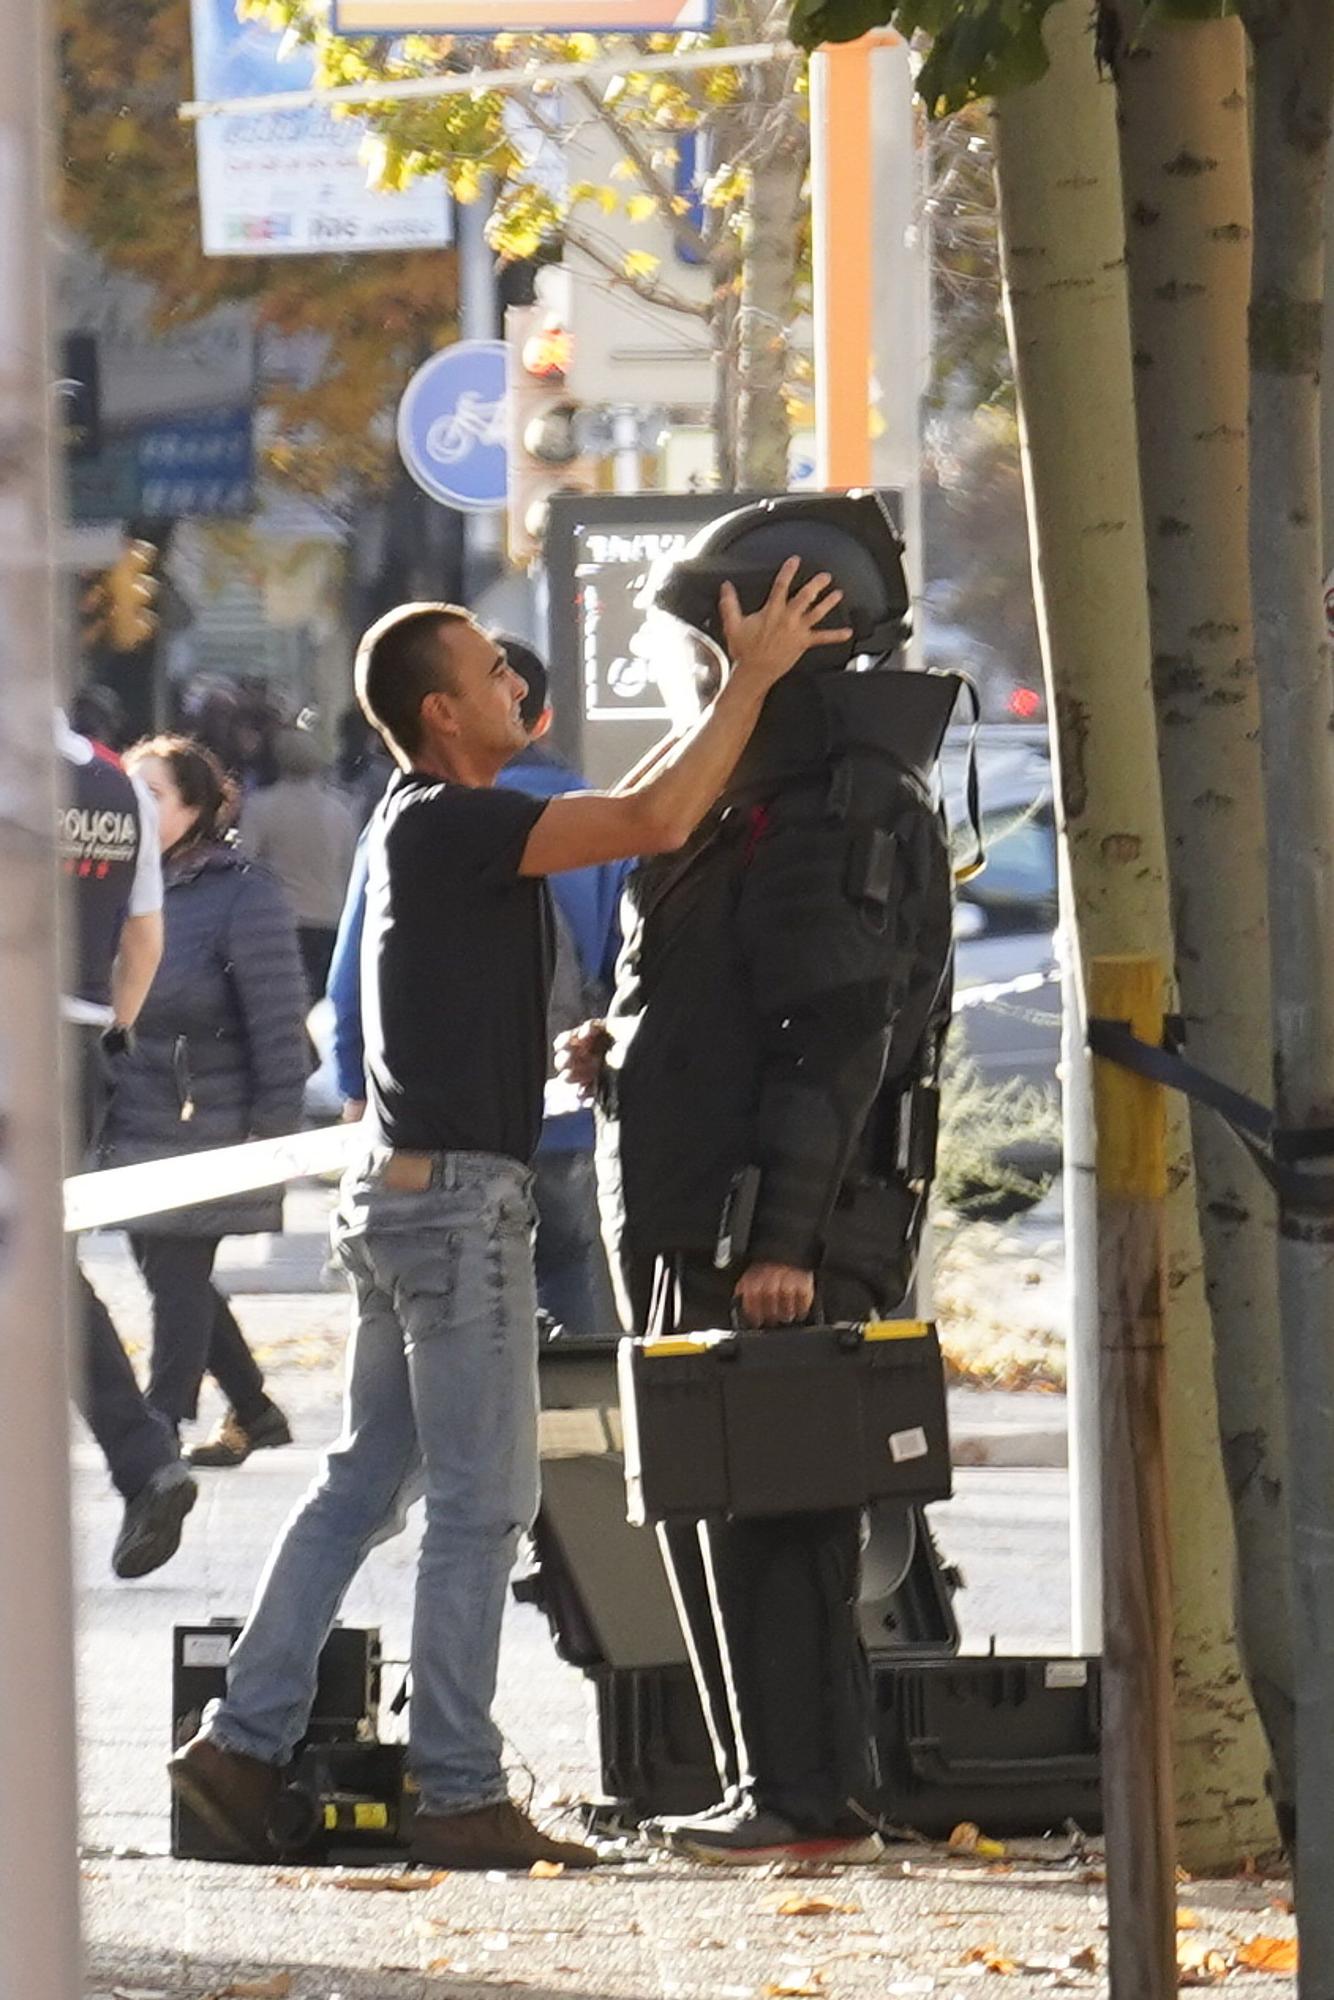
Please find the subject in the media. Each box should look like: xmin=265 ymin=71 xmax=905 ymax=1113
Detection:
xmin=1243 ymin=0 xmax=1334 ymax=1952
xmin=736 ymin=142 xmax=802 ymax=490
xmin=992 ymin=0 xmax=1272 ymax=1869
xmin=1108 ymin=2 xmax=1293 ymax=1829
xmin=713 ymin=274 xmax=741 ymax=492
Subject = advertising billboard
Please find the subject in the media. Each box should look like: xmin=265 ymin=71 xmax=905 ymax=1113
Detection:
xmin=335 ymin=0 xmax=712 ymax=33
xmin=190 ymin=0 xmax=450 ymax=257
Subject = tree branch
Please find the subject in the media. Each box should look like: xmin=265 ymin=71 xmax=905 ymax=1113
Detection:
xmin=572 ymin=78 xmax=714 ymax=265
xmin=561 ymin=217 xmax=712 ymax=318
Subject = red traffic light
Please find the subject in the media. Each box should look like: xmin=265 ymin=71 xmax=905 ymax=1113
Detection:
xmin=521 ymin=323 xmax=571 ymax=384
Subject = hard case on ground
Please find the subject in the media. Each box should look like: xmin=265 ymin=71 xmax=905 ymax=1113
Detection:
xmin=874 ymin=1654 xmax=1103 ymax=1838
xmin=170 ymin=1622 xmax=407 ymax=1862
xmin=618 ymin=1319 xmax=952 ymax=1523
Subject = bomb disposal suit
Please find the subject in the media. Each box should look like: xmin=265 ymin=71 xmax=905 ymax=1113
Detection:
xmin=596 ymin=494 xmax=968 ymax=1853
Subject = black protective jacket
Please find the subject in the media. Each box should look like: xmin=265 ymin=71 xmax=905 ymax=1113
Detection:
xmin=599 ymin=667 xmax=958 ymax=1311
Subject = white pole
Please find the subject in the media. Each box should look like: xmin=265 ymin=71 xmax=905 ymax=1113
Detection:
xmin=178 ymin=39 xmax=795 ymax=122
xmin=0 ymin=0 xmax=83 ymax=1987
xmin=1061 ymin=853 xmax=1102 ymax=1654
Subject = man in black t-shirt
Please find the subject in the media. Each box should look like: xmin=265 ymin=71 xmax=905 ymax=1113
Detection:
xmin=170 ymin=571 xmax=850 ymax=1871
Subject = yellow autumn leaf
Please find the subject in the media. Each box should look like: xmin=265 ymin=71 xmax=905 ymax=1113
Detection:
xmin=1235 ymin=1934 xmax=1299 ymax=1973
xmin=1176 ymin=1908 xmax=1201 ymax=1930
xmin=762 ymin=1973 xmax=823 ymax=1999
xmin=596 ymin=186 xmax=620 ymax=215
xmin=334 ymin=1870 xmax=447 ymax=1893
xmin=611 ymin=156 xmax=640 ymax=180
xmin=529 ymin=1859 xmax=565 ymax=1878
xmin=760 ymin=1892 xmax=856 ymax=1916
xmin=623 ymin=250 xmax=661 ymax=280
xmin=626 ymin=193 xmax=659 ymax=223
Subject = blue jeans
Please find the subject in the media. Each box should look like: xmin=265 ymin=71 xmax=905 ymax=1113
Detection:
xmin=208 ymin=1149 xmax=539 ymax=1817
xmin=533 ymin=1150 xmax=619 ymax=1336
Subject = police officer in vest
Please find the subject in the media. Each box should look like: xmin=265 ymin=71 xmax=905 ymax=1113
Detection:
xmin=560 ymin=494 xmax=962 ymax=1864
xmin=59 ymin=709 xmax=198 ymax=1577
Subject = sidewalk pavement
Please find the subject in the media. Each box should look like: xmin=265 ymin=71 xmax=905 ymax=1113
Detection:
xmin=83 ymin=1846 xmax=1299 ymax=2000
xmin=74 ymin=1189 xmax=1296 ymax=2000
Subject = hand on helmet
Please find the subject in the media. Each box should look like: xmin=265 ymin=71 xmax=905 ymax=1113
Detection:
xmin=720 ymin=557 xmax=853 ymax=690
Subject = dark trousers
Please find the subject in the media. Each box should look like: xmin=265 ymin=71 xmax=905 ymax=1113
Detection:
xmin=298 ymin=926 xmax=336 ymax=1004
xmin=533 ymin=1150 xmax=620 ymax=1337
xmin=641 ymin=1253 xmax=878 ymax=1831
xmin=70 ymin=1028 xmax=177 ymax=1499
xmin=76 ymin=1267 xmax=178 ymax=1500
xmin=127 ymin=1234 xmax=267 ymax=1429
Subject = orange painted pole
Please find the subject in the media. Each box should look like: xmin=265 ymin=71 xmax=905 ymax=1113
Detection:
xmin=810 ymin=36 xmax=877 ymax=489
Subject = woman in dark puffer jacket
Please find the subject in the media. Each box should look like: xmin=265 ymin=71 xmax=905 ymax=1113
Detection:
xmin=100 ymin=736 xmax=309 ymax=1469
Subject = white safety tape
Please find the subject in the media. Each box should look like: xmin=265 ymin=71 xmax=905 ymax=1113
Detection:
xmin=63 ymin=986 xmax=1059 ymax=1235
xmin=65 ymin=1123 xmax=359 ymax=1234
xmin=62 ymin=997 xmax=115 ymax=1028
xmin=64 ymin=1078 xmax=589 ymax=1233
xmin=952 ymin=967 xmax=1062 ymax=1014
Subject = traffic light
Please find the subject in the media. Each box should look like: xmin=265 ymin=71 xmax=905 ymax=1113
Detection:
xmin=105 ymin=538 xmax=158 ymax=651
xmin=504 ymin=303 xmax=594 ymax=566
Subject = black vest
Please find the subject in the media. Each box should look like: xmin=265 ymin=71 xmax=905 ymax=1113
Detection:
xmin=60 ymin=749 xmax=141 ymax=1006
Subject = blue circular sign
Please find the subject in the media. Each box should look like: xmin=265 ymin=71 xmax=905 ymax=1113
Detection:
xmin=396 ymin=339 xmax=508 ymax=513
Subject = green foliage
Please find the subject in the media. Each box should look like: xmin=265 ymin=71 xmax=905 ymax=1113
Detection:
xmin=789 ymin=0 xmax=1062 ymax=115
xmin=936 ymin=1048 xmax=1060 ymax=1222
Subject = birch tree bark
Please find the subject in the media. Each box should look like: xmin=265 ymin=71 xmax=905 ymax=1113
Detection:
xmin=992 ymin=0 xmax=1272 ymax=1868
xmin=1239 ymin=0 xmax=1334 ymax=1954
xmin=1104 ymin=0 xmax=1294 ymax=1827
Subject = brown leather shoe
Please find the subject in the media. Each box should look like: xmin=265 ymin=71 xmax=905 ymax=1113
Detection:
xmin=410 ymin=1798 xmax=597 ymax=1871
xmin=186 ymin=1403 xmax=292 ymax=1470
xmin=168 ymin=1732 xmax=283 ymax=1859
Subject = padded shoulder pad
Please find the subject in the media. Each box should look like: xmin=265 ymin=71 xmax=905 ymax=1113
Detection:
xmin=737 ymin=811 xmax=922 ymax=1015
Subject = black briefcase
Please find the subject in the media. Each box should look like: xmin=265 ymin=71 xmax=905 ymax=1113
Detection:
xmin=618 ymin=1320 xmax=952 ymax=1524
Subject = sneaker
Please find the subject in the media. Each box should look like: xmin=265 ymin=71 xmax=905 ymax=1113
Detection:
xmin=648 ymin=1800 xmax=883 ymax=1867
xmin=168 ymin=1732 xmax=283 ymax=1860
xmin=410 ymin=1798 xmax=598 ymax=1871
xmin=186 ymin=1402 xmax=292 ymax=1470
xmin=111 ymin=1460 xmax=198 ymax=1579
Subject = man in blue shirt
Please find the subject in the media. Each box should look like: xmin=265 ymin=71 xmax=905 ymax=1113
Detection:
xmin=326 ymin=638 xmax=624 ymax=1338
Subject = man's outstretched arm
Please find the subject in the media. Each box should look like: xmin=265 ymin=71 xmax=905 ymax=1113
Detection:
xmin=519 ymin=562 xmax=850 ymax=878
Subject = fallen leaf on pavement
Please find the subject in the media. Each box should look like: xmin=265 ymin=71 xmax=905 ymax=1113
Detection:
xmin=762 ymin=1972 xmax=824 ymax=1998
xmin=948 ymin=1822 xmax=1007 ymax=1860
xmin=334 ymin=1871 xmax=447 ymax=1892
xmin=1176 ymin=1936 xmax=1229 ymax=1984
xmin=1069 ymin=1946 xmax=1099 ymax=1972
xmin=1269 ymin=1895 xmax=1295 ymax=1915
xmin=760 ymin=1892 xmax=857 ymax=1916
xmin=529 ymin=1860 xmax=565 ymax=1878
xmin=961 ymin=1945 xmax=1019 ymax=1974
xmin=1235 ymin=1934 xmax=1298 ymax=1972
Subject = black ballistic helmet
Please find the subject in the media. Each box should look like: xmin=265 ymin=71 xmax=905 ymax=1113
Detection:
xmin=650 ymin=490 xmax=910 ymax=672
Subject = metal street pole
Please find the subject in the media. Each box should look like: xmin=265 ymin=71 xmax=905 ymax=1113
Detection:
xmin=0 ymin=0 xmax=84 ymax=1993
xmin=458 ymin=190 xmax=504 ymax=600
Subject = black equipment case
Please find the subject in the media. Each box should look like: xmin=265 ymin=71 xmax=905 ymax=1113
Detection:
xmin=618 ymin=1319 xmax=952 ymax=1523
xmin=873 ymin=1653 xmax=1102 ymax=1838
xmin=594 ymin=1653 xmax=1102 ymax=1838
xmin=171 ymin=1622 xmax=411 ymax=1862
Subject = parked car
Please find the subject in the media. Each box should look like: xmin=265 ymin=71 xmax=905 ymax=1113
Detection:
xmin=944 ymin=726 xmax=1060 ymax=1097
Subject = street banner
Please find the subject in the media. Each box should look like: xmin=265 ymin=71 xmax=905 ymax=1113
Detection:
xmin=190 ymin=0 xmax=450 ymax=257
xmin=66 ymin=408 xmax=255 ymax=525
xmin=335 ymin=0 xmax=712 ymax=32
